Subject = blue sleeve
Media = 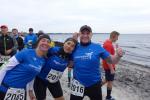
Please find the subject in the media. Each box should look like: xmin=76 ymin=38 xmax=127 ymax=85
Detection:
xmin=47 ymin=47 xmax=59 ymax=57
xmin=15 ymin=49 xmax=27 ymax=63
xmin=47 ymin=48 xmax=53 ymax=57
xmin=99 ymin=45 xmax=110 ymax=60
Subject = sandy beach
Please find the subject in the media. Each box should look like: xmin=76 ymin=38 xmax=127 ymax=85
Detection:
xmin=40 ymin=60 xmax=150 ymax=100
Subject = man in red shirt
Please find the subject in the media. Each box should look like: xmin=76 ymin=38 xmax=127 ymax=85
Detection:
xmin=102 ymin=31 xmax=120 ymax=100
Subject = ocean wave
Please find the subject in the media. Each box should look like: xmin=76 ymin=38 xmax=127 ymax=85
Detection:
xmin=145 ymin=46 xmax=150 ymax=49
xmin=125 ymin=53 xmax=150 ymax=59
xmin=121 ymin=46 xmax=137 ymax=48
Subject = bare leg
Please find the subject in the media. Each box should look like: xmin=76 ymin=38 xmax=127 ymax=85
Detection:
xmin=54 ymin=96 xmax=65 ymax=100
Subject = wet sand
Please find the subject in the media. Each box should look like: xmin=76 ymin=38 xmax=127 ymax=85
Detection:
xmin=114 ymin=60 xmax=150 ymax=100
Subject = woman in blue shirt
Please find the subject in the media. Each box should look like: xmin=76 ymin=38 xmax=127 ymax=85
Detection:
xmin=0 ymin=34 xmax=51 ymax=100
xmin=29 ymin=38 xmax=77 ymax=100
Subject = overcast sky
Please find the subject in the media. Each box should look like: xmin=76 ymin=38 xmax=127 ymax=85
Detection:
xmin=0 ymin=0 xmax=150 ymax=34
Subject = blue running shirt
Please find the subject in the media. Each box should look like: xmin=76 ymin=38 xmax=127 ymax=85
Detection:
xmin=72 ymin=43 xmax=110 ymax=87
xmin=0 ymin=49 xmax=45 ymax=92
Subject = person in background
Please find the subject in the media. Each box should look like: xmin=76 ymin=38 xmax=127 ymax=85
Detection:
xmin=12 ymin=28 xmax=24 ymax=51
xmin=24 ymin=28 xmax=37 ymax=49
xmin=0 ymin=34 xmax=50 ymax=100
xmin=19 ymin=31 xmax=25 ymax=40
xmin=10 ymin=29 xmax=18 ymax=55
xmin=0 ymin=25 xmax=15 ymax=67
xmin=67 ymin=67 xmax=72 ymax=87
xmin=0 ymin=31 xmax=2 ymax=37
xmin=70 ymin=25 xmax=124 ymax=100
xmin=37 ymin=30 xmax=44 ymax=37
xmin=102 ymin=31 xmax=120 ymax=100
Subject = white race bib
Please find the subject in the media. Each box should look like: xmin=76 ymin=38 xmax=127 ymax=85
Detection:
xmin=46 ymin=69 xmax=63 ymax=83
xmin=71 ymin=79 xmax=85 ymax=97
xmin=0 ymin=56 xmax=10 ymax=63
xmin=4 ymin=88 xmax=25 ymax=100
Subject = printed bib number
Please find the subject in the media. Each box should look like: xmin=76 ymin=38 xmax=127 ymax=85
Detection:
xmin=71 ymin=79 xmax=85 ymax=97
xmin=46 ymin=69 xmax=63 ymax=83
xmin=0 ymin=56 xmax=10 ymax=63
xmin=4 ymin=88 xmax=25 ymax=100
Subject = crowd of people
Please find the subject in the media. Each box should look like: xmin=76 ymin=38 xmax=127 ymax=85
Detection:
xmin=0 ymin=25 xmax=124 ymax=100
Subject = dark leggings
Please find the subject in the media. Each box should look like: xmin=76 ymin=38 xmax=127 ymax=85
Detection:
xmin=0 ymin=63 xmax=3 ymax=67
xmin=70 ymin=81 xmax=102 ymax=100
xmin=68 ymin=77 xmax=71 ymax=83
xmin=34 ymin=77 xmax=63 ymax=100
xmin=0 ymin=91 xmax=5 ymax=100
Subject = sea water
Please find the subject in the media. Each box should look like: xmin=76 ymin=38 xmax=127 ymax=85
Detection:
xmin=49 ymin=33 xmax=150 ymax=67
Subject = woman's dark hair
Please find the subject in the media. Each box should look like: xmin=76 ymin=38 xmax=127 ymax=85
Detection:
xmin=64 ymin=37 xmax=78 ymax=46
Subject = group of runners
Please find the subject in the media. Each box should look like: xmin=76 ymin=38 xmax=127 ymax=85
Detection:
xmin=0 ymin=24 xmax=123 ymax=100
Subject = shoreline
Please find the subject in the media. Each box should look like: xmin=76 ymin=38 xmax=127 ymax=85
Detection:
xmin=114 ymin=60 xmax=150 ymax=100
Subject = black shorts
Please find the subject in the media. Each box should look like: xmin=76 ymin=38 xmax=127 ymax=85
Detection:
xmin=70 ymin=81 xmax=102 ymax=100
xmin=0 ymin=91 xmax=5 ymax=100
xmin=105 ymin=70 xmax=115 ymax=81
xmin=34 ymin=77 xmax=63 ymax=100
xmin=0 ymin=63 xmax=3 ymax=67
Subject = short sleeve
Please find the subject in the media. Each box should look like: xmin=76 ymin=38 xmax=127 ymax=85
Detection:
xmin=15 ymin=49 xmax=27 ymax=63
xmin=99 ymin=45 xmax=110 ymax=60
xmin=47 ymin=47 xmax=59 ymax=57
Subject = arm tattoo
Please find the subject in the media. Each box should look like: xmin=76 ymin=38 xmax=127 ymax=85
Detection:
xmin=105 ymin=56 xmax=113 ymax=64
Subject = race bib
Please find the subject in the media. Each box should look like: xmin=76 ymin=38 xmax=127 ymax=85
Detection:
xmin=4 ymin=88 xmax=25 ymax=100
xmin=71 ymin=79 xmax=85 ymax=97
xmin=0 ymin=56 xmax=10 ymax=63
xmin=46 ymin=69 xmax=63 ymax=83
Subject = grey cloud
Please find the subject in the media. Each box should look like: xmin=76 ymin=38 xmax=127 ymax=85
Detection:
xmin=0 ymin=0 xmax=150 ymax=33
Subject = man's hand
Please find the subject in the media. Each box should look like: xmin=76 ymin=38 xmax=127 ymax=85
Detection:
xmin=73 ymin=32 xmax=79 ymax=40
xmin=110 ymin=69 xmax=115 ymax=75
xmin=116 ymin=48 xmax=125 ymax=57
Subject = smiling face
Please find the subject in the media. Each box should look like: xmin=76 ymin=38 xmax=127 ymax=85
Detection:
xmin=80 ymin=30 xmax=92 ymax=44
xmin=63 ymin=40 xmax=76 ymax=54
xmin=37 ymin=38 xmax=50 ymax=52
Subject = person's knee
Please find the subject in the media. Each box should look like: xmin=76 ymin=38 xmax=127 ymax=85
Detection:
xmin=107 ymin=81 xmax=113 ymax=88
xmin=101 ymin=80 xmax=107 ymax=86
